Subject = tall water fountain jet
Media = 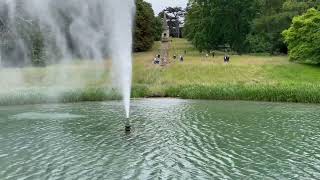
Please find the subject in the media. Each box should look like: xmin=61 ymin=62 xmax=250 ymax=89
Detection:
xmin=0 ymin=0 xmax=135 ymax=119
xmin=107 ymin=1 xmax=135 ymax=119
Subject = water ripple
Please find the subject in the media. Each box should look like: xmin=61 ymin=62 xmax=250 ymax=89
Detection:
xmin=0 ymin=99 xmax=320 ymax=179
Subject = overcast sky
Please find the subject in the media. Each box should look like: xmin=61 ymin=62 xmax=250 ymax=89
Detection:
xmin=144 ymin=0 xmax=188 ymax=15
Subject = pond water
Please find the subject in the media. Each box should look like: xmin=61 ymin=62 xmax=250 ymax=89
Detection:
xmin=0 ymin=99 xmax=320 ymax=179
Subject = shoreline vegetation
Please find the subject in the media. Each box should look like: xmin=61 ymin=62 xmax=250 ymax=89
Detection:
xmin=1 ymin=38 xmax=320 ymax=105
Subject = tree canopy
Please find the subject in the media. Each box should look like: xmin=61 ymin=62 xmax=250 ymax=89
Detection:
xmin=134 ymin=0 xmax=160 ymax=52
xmin=184 ymin=0 xmax=320 ymax=54
xmin=283 ymin=8 xmax=320 ymax=64
xmin=184 ymin=0 xmax=258 ymax=53
xmin=247 ymin=0 xmax=319 ymax=54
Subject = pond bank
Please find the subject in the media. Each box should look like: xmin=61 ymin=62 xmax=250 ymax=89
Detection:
xmin=0 ymin=38 xmax=320 ymax=105
xmin=1 ymin=83 xmax=320 ymax=106
xmin=132 ymin=83 xmax=320 ymax=103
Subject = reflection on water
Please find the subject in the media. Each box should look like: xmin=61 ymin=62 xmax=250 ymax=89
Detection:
xmin=0 ymin=99 xmax=320 ymax=179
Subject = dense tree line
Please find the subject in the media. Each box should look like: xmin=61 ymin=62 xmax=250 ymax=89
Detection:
xmin=185 ymin=0 xmax=320 ymax=57
xmin=184 ymin=0 xmax=258 ymax=53
xmin=247 ymin=0 xmax=319 ymax=54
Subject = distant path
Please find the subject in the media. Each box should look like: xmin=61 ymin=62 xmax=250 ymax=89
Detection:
xmin=160 ymin=40 xmax=170 ymax=66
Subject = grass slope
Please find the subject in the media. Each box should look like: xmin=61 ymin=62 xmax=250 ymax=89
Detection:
xmin=0 ymin=38 xmax=320 ymax=105
xmin=132 ymin=38 xmax=320 ymax=103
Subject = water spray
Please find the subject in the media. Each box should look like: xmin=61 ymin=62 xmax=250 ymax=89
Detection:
xmin=107 ymin=1 xmax=135 ymax=130
xmin=0 ymin=0 xmax=135 ymax=125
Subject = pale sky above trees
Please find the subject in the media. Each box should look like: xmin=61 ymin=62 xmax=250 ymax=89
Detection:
xmin=145 ymin=0 xmax=188 ymax=14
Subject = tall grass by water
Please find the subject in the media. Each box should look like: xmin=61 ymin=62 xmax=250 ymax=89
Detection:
xmin=132 ymin=38 xmax=320 ymax=103
xmin=1 ymin=38 xmax=320 ymax=105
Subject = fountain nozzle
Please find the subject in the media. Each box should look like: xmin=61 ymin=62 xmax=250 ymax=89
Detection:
xmin=125 ymin=124 xmax=131 ymax=132
xmin=125 ymin=118 xmax=131 ymax=132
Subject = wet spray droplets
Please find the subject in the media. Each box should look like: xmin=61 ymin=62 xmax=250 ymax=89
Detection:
xmin=0 ymin=0 xmax=135 ymax=118
xmin=108 ymin=1 xmax=135 ymax=118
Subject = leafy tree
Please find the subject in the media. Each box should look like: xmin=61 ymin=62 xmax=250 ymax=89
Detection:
xmin=283 ymin=0 xmax=320 ymax=14
xmin=134 ymin=0 xmax=157 ymax=52
xmin=184 ymin=0 xmax=258 ymax=53
xmin=152 ymin=16 xmax=163 ymax=41
xmin=283 ymin=8 xmax=320 ymax=64
xmin=247 ymin=0 xmax=319 ymax=54
xmin=246 ymin=0 xmax=286 ymax=54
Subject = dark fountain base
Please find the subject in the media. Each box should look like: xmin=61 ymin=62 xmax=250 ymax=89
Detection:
xmin=125 ymin=117 xmax=131 ymax=132
xmin=125 ymin=125 xmax=131 ymax=132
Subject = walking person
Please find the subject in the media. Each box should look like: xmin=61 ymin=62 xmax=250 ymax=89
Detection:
xmin=179 ymin=55 xmax=184 ymax=62
xmin=153 ymin=56 xmax=160 ymax=64
xmin=224 ymin=54 xmax=230 ymax=63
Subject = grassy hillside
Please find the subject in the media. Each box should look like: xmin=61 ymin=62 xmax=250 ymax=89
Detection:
xmin=132 ymin=39 xmax=320 ymax=103
xmin=0 ymin=38 xmax=320 ymax=105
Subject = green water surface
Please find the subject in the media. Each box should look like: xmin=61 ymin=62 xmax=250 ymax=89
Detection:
xmin=0 ymin=99 xmax=319 ymax=179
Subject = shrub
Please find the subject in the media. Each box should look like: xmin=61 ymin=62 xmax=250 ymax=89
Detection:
xmin=283 ymin=8 xmax=320 ymax=64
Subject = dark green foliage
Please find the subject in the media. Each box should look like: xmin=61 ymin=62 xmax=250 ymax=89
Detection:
xmin=246 ymin=33 xmax=273 ymax=53
xmin=134 ymin=0 xmax=157 ymax=52
xmin=185 ymin=0 xmax=320 ymax=54
xmin=131 ymin=84 xmax=150 ymax=98
xmin=247 ymin=12 xmax=292 ymax=54
xmin=283 ymin=8 xmax=320 ymax=64
xmin=184 ymin=0 xmax=258 ymax=53
xmin=247 ymin=0 xmax=319 ymax=54
xmin=152 ymin=16 xmax=163 ymax=41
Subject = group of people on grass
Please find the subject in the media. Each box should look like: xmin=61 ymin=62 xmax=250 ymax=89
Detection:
xmin=153 ymin=54 xmax=161 ymax=64
xmin=173 ymin=54 xmax=184 ymax=62
xmin=153 ymin=54 xmax=184 ymax=64
xmin=153 ymin=51 xmax=231 ymax=64
xmin=204 ymin=51 xmax=230 ymax=63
